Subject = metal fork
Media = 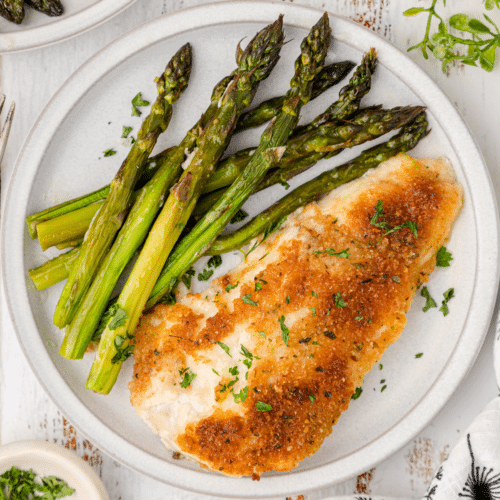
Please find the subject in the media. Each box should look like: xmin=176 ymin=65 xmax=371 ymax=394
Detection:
xmin=0 ymin=94 xmax=15 ymax=193
xmin=0 ymin=94 xmax=15 ymax=165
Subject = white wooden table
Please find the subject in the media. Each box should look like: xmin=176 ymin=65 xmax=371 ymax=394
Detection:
xmin=1 ymin=1 xmax=499 ymax=498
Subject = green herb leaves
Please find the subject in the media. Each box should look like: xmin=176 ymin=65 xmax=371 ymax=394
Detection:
xmin=246 ymin=216 xmax=287 ymax=256
xmin=0 ymin=467 xmax=75 ymax=499
xmin=112 ymin=332 xmax=134 ymax=364
xmin=179 ymin=367 xmax=197 ymax=388
xmin=370 ymin=200 xmax=418 ymax=242
xmin=421 ymin=286 xmax=454 ymax=315
xmin=131 ymin=92 xmax=150 ymax=116
xmin=314 ymin=248 xmax=350 ymax=258
xmin=103 ymin=149 xmax=116 ymax=157
xmin=241 ymin=294 xmax=258 ymax=306
xmin=334 ymin=292 xmax=346 ymax=308
xmin=440 ymin=288 xmax=455 ymax=316
xmin=121 ymin=126 xmax=133 ymax=138
xmin=404 ymin=0 xmax=500 ymax=72
xmin=436 ymin=246 xmax=453 ymax=267
xmin=278 ymin=315 xmax=289 ymax=346
xmin=351 ymin=387 xmax=363 ymax=400
xmin=225 ymin=281 xmax=239 ymax=293
xmin=421 ymin=286 xmax=437 ymax=312
xmin=255 ymin=401 xmax=272 ymax=412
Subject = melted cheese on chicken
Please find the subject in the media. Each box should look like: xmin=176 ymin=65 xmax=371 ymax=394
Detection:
xmin=129 ymin=153 xmax=463 ymax=477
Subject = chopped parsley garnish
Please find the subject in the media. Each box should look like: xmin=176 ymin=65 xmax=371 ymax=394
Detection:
xmin=334 ymin=292 xmax=346 ymax=308
xmin=212 ymin=368 xmax=220 ymax=376
xmin=103 ymin=148 xmax=117 ymax=157
xmin=421 ymin=286 xmax=437 ymax=312
xmin=255 ymin=401 xmax=272 ymax=412
xmin=415 ymin=353 xmax=424 ymax=358
xmin=131 ymin=92 xmax=150 ymax=116
xmin=0 ymin=467 xmax=75 ymax=499
xmin=230 ymin=209 xmax=249 ymax=224
xmin=440 ymin=288 xmax=455 ymax=316
xmin=351 ymin=387 xmax=363 ymax=400
xmin=379 ymin=363 xmax=383 ymax=370
xmin=233 ymin=387 xmax=248 ymax=404
xmin=246 ymin=216 xmax=287 ymax=256
xmin=255 ymin=282 xmax=262 ymax=291
xmin=309 ymin=394 xmax=316 ymax=404
xmin=242 ymin=294 xmax=258 ymax=306
xmin=207 ymin=255 xmax=222 ymax=268
xmin=217 ymin=342 xmax=232 ymax=356
xmin=381 ymin=384 xmax=387 ymax=392
xmin=229 ymin=366 xmax=239 ymax=376
xmin=314 ymin=248 xmax=350 ymax=259
xmin=179 ymin=367 xmax=197 ymax=388
xmin=240 ymin=345 xmax=254 ymax=369
xmin=112 ymin=332 xmax=134 ymax=363
xmin=370 ymin=200 xmax=418 ymax=242
xmin=122 ymin=126 xmax=133 ymax=138
xmin=240 ymin=345 xmax=253 ymax=359
xmin=198 ymin=268 xmax=214 ymax=281
xmin=107 ymin=305 xmax=127 ymax=330
xmin=258 ymin=331 xmax=266 ymax=338
xmin=309 ymin=307 xmax=316 ymax=316
xmin=286 ymin=295 xmax=291 ymax=304
xmin=181 ymin=268 xmax=196 ymax=288
xmin=436 ymin=246 xmax=453 ymax=267
xmin=225 ymin=281 xmax=239 ymax=292
xmin=278 ymin=315 xmax=289 ymax=346
xmin=311 ymin=291 xmax=318 ymax=297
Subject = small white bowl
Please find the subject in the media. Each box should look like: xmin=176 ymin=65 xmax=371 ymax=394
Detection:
xmin=0 ymin=440 xmax=109 ymax=500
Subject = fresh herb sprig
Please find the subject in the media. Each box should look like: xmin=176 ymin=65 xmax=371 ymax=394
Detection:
xmin=404 ymin=0 xmax=500 ymax=72
xmin=0 ymin=466 xmax=75 ymax=499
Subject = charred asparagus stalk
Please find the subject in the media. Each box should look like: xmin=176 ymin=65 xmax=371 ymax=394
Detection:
xmin=27 ymin=105 xmax=424 ymax=288
xmin=53 ymin=43 xmax=193 ymax=329
xmin=26 ymin=61 xmax=353 ymax=240
xmin=85 ymin=17 xmax=285 ymax=393
xmin=25 ymin=0 xmax=63 ymax=16
xmin=27 ymin=107 xmax=428 ymax=290
xmin=206 ymin=111 xmax=430 ymax=255
xmin=60 ymin=19 xmax=286 ymax=361
xmin=1 ymin=0 xmax=24 ymax=23
xmin=146 ymin=13 xmax=331 ymax=310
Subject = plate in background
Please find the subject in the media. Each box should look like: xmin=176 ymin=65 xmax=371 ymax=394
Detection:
xmin=2 ymin=1 xmax=499 ymax=497
xmin=0 ymin=0 xmax=137 ymax=53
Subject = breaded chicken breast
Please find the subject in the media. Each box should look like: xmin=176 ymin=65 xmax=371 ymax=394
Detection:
xmin=129 ymin=153 xmax=463 ymax=478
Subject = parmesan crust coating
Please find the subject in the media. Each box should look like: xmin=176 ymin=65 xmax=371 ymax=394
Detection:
xmin=129 ymin=153 xmax=463 ymax=477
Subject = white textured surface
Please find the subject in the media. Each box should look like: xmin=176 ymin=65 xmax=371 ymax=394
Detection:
xmin=1 ymin=1 xmax=500 ymax=499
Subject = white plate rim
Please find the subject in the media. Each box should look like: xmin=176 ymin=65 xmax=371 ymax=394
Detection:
xmin=0 ymin=0 xmax=137 ymax=54
xmin=2 ymin=1 xmax=499 ymax=497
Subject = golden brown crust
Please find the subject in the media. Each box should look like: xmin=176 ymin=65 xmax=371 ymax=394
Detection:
xmin=129 ymin=154 xmax=463 ymax=477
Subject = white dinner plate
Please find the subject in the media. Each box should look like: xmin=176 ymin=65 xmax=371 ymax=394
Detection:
xmin=2 ymin=1 xmax=499 ymax=497
xmin=0 ymin=0 xmax=137 ymax=53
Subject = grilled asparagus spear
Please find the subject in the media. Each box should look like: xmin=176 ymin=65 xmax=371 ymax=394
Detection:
xmin=25 ymin=0 xmax=63 ymax=16
xmin=1 ymin=0 xmax=24 ymax=23
xmin=85 ymin=17 xmax=286 ymax=393
xmin=53 ymin=43 xmax=193 ymax=328
xmin=26 ymin=61 xmax=353 ymax=240
xmin=146 ymin=13 xmax=332 ymax=310
xmin=207 ymin=111 xmax=430 ymax=255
